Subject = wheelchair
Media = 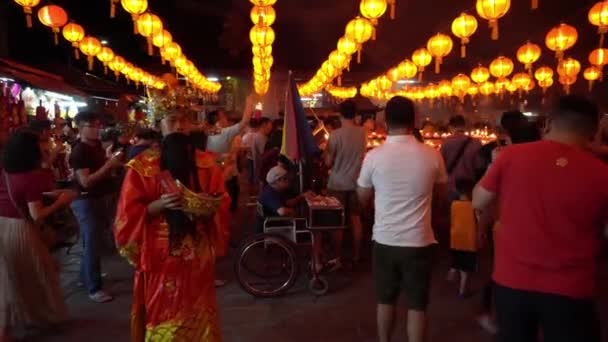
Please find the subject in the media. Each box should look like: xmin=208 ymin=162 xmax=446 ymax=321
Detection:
xmin=234 ymin=202 xmax=342 ymax=297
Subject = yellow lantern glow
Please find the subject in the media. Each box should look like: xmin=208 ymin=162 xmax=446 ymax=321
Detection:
xmin=121 ymin=0 xmax=148 ymax=33
xmin=467 ymin=85 xmax=479 ymax=96
xmin=476 ymin=0 xmax=511 ymax=40
xmin=397 ymin=59 xmax=418 ymax=79
xmin=451 ymin=13 xmax=478 ymax=58
xmin=471 ymin=65 xmax=490 ymax=83
xmin=538 ymin=77 xmax=553 ymax=93
xmin=534 ymin=66 xmax=554 ymax=82
xmin=249 ymin=0 xmax=277 ymax=5
xmin=545 ymin=23 xmax=578 ymax=60
xmin=152 ymin=30 xmax=172 ymax=48
xmin=589 ymin=1 xmax=608 ymax=47
xmin=517 ymin=41 xmax=541 ymax=71
xmin=96 ymin=47 xmax=115 ymax=74
xmin=557 ymin=58 xmax=581 ymax=78
xmin=79 ymin=36 xmax=102 ymax=71
xmin=136 ymin=13 xmax=163 ymax=55
xmin=108 ymin=56 xmax=126 ymax=80
xmin=250 ymin=5 xmax=276 ymax=26
xmin=495 ymin=77 xmax=510 ymax=91
xmin=412 ymin=48 xmax=432 ymax=80
xmin=250 ymin=25 xmax=275 ymax=46
xmin=490 ymin=56 xmax=514 ymax=78
xmin=345 ymin=17 xmax=374 ymax=63
xmin=451 ymin=74 xmax=471 ymax=92
xmin=584 ymin=66 xmax=602 ymax=91
xmin=479 ymin=81 xmax=495 ymax=96
xmin=337 ymin=36 xmax=358 ymax=56
xmin=559 ymin=75 xmax=577 ymax=94
xmin=14 ymin=0 xmax=41 ymax=28
xmin=377 ymin=76 xmax=392 ymax=91
xmin=386 ymin=67 xmax=401 ymax=82
xmin=427 ymin=33 xmax=453 ymax=74
xmin=162 ymin=42 xmax=182 ymax=63
xmin=37 ymin=5 xmax=68 ymax=45
xmin=329 ymin=50 xmax=349 ymax=71
xmin=438 ymin=80 xmax=452 ymax=97
xmin=62 ymin=22 xmax=85 ymax=59
xmin=512 ymin=72 xmax=532 ymax=90
xmin=360 ymin=0 xmax=387 ymax=40
xmin=589 ymin=48 xmax=608 ymax=67
xmin=252 ymin=45 xmax=272 ymax=57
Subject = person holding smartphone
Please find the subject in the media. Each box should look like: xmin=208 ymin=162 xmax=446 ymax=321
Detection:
xmin=69 ymin=112 xmax=124 ymax=303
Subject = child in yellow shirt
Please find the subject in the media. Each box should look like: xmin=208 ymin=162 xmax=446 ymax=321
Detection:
xmin=447 ymin=179 xmax=478 ymax=297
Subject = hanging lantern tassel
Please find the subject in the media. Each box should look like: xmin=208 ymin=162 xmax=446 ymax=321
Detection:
xmin=74 ymin=48 xmax=80 ymax=60
xmin=132 ymin=16 xmax=139 ymax=34
xmin=147 ymin=38 xmax=153 ymax=56
xmin=372 ymin=26 xmax=377 ymax=41
xmin=357 ymin=47 xmax=362 ymax=64
xmin=588 ymin=80 xmax=594 ymax=92
xmin=418 ymin=70 xmax=424 ymax=81
xmin=434 ymin=57 xmax=441 ymax=74
xmin=531 ymin=0 xmax=538 ymax=10
xmin=110 ymin=0 xmax=117 ymax=18
xmin=114 ymin=72 xmax=120 ymax=82
xmin=599 ymin=27 xmax=607 ymax=48
xmin=490 ymin=20 xmax=499 ymax=40
xmin=389 ymin=0 xmax=396 ymax=19
xmin=53 ymin=29 xmax=59 ymax=46
xmin=564 ymin=84 xmax=570 ymax=95
xmin=461 ymin=38 xmax=468 ymax=58
xmin=87 ymin=56 xmax=94 ymax=71
xmin=24 ymin=9 xmax=33 ymax=28
xmin=338 ymin=75 xmax=342 ymax=86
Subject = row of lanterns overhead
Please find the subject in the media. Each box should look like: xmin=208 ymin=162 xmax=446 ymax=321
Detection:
xmin=325 ymin=85 xmax=358 ymax=99
xmin=249 ymin=0 xmax=277 ymax=96
xmin=299 ymin=0 xmax=398 ymax=97
xmin=13 ymin=0 xmax=165 ymax=90
xmin=360 ymin=0 xmax=608 ymax=102
xmin=114 ymin=0 xmax=220 ymax=93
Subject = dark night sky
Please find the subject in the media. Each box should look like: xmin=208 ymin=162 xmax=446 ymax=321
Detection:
xmin=2 ymin=0 xmax=603 ymax=84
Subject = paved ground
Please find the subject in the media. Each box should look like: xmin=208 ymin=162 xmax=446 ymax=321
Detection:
xmin=35 ymin=181 xmax=608 ymax=342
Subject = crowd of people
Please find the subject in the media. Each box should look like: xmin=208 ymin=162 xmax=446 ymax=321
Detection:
xmin=0 ymin=92 xmax=606 ymax=342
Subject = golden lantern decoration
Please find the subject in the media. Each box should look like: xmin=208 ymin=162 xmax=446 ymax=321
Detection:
xmin=249 ymin=0 xmax=277 ymax=5
xmin=79 ymin=36 xmax=102 ymax=71
xmin=557 ymin=57 xmax=581 ymax=78
xmin=467 ymin=84 xmax=479 ymax=96
xmin=495 ymin=77 xmax=510 ymax=90
xmin=173 ymin=56 xmax=187 ymax=71
xmin=345 ymin=17 xmax=374 ymax=63
xmin=451 ymin=13 xmax=478 ymax=58
xmin=337 ymin=36 xmax=358 ymax=56
xmin=412 ymin=48 xmax=432 ymax=80
xmin=559 ymin=75 xmax=577 ymax=94
xmin=37 ymin=5 xmax=69 ymax=45
xmin=253 ymin=45 xmax=272 ymax=57
xmin=397 ymin=59 xmax=418 ymax=79
xmin=589 ymin=48 xmax=608 ymax=81
xmin=479 ymin=81 xmax=495 ymax=96
xmin=108 ymin=56 xmax=126 ymax=81
xmin=490 ymin=56 xmax=514 ymax=78
xmin=427 ymin=33 xmax=453 ymax=74
xmin=152 ymin=30 xmax=172 ymax=48
xmin=161 ymin=42 xmax=182 ymax=64
xmin=136 ymin=13 xmax=163 ymax=55
xmin=512 ymin=72 xmax=532 ymax=90
xmin=534 ymin=66 xmax=554 ymax=82
xmin=329 ymin=50 xmax=350 ymax=71
xmin=62 ymin=22 xmax=85 ymax=59
xmin=250 ymin=5 xmax=276 ymax=26
xmin=377 ymin=76 xmax=393 ymax=91
xmin=438 ymin=80 xmax=452 ymax=97
xmin=475 ymin=0 xmax=511 ymax=40
xmin=545 ymin=23 xmax=578 ymax=60
xmin=531 ymin=0 xmax=538 ymax=10
xmin=584 ymin=66 xmax=602 ymax=91
xmin=359 ymin=0 xmax=387 ymax=40
xmin=96 ymin=47 xmax=115 ymax=74
xmin=589 ymin=1 xmax=608 ymax=47
xmin=538 ymin=77 xmax=553 ymax=93
xmin=110 ymin=0 xmax=120 ymax=18
xmin=471 ymin=65 xmax=490 ymax=83
xmin=517 ymin=41 xmax=541 ymax=72
xmin=121 ymin=0 xmax=148 ymax=33
xmin=386 ymin=67 xmax=401 ymax=82
xmin=14 ymin=0 xmax=41 ymax=28
xmin=451 ymin=74 xmax=471 ymax=92
xmin=250 ymin=25 xmax=275 ymax=46
xmin=321 ymin=61 xmax=339 ymax=79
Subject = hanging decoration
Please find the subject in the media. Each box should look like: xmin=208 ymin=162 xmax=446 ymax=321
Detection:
xmin=249 ymin=0 xmax=277 ymax=96
xmin=412 ymin=48 xmax=432 ymax=80
xmin=345 ymin=17 xmax=374 ymax=63
xmin=136 ymin=12 xmax=163 ymax=55
xmin=589 ymin=48 xmax=608 ymax=80
xmin=120 ymin=0 xmax=148 ymax=33
xmin=475 ymin=0 xmax=511 ymax=40
xmin=490 ymin=56 xmax=514 ymax=79
xmin=326 ymin=85 xmax=358 ymax=99
xmin=557 ymin=57 xmax=581 ymax=94
xmin=62 ymin=22 xmax=85 ymax=59
xmin=250 ymin=5 xmax=276 ymax=26
xmin=79 ymin=36 xmax=102 ymax=71
xmin=545 ymin=23 xmax=578 ymax=60
xmin=427 ymin=33 xmax=453 ymax=74
xmin=532 ymin=0 xmax=538 ymax=10
xmin=534 ymin=66 xmax=554 ymax=83
xmin=13 ymin=0 xmax=41 ymax=28
xmin=589 ymin=1 xmax=608 ymax=47
xmin=451 ymin=13 xmax=478 ymax=58
xmin=516 ymin=41 xmax=541 ymax=73
xmin=96 ymin=47 xmax=115 ymax=74
xmin=359 ymin=0 xmax=388 ymax=40
xmin=538 ymin=77 xmax=553 ymax=94
xmin=37 ymin=5 xmax=68 ymax=45
xmin=471 ymin=65 xmax=490 ymax=83
xmin=108 ymin=56 xmax=126 ymax=81
xmin=583 ymin=66 xmax=602 ymax=91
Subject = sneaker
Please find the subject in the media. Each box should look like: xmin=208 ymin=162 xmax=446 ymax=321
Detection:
xmin=89 ymin=291 xmax=113 ymax=303
xmin=477 ymin=315 xmax=498 ymax=335
xmin=326 ymin=258 xmax=343 ymax=273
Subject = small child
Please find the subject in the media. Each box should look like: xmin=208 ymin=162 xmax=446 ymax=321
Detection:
xmin=447 ymin=179 xmax=478 ymax=297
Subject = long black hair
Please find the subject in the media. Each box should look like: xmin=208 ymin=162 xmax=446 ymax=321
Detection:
xmin=2 ymin=130 xmax=42 ymax=174
xmin=160 ymin=133 xmax=203 ymax=250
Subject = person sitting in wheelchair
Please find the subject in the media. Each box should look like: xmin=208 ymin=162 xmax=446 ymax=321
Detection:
xmin=256 ymin=165 xmax=312 ymax=234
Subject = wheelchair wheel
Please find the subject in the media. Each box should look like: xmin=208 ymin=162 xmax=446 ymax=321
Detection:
xmin=308 ymin=276 xmax=329 ymax=296
xmin=235 ymin=233 xmax=299 ymax=298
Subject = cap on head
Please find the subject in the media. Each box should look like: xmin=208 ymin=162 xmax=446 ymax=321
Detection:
xmin=266 ymin=165 xmax=288 ymax=184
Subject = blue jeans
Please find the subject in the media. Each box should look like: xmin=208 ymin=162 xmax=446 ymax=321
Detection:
xmin=71 ymin=196 xmax=110 ymax=294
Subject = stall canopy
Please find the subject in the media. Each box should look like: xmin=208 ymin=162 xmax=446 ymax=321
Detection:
xmin=0 ymin=58 xmax=88 ymax=98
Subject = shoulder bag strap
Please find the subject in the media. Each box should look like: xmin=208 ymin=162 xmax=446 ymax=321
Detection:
xmin=3 ymin=171 xmax=33 ymax=223
xmin=446 ymin=137 xmax=471 ymax=174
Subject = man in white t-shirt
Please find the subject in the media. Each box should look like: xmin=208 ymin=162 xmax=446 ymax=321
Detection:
xmin=357 ymin=96 xmax=448 ymax=342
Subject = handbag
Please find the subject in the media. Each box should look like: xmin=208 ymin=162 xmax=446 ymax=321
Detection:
xmin=3 ymin=171 xmax=57 ymax=248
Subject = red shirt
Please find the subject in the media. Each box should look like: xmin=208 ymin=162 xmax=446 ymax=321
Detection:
xmin=0 ymin=170 xmax=54 ymax=219
xmin=480 ymin=140 xmax=608 ymax=299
